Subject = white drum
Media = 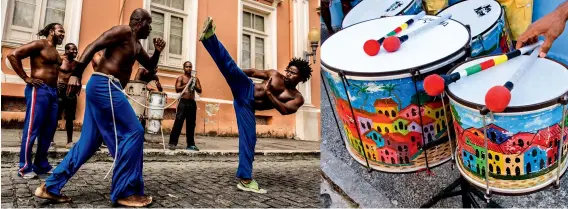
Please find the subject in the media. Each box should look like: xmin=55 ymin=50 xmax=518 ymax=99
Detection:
xmin=146 ymin=119 xmax=161 ymax=134
xmin=437 ymin=0 xmax=514 ymax=56
xmin=447 ymin=56 xmax=568 ymax=194
xmin=342 ymin=0 xmax=424 ymax=28
xmin=125 ymin=80 xmax=148 ymax=118
xmin=321 ymin=15 xmax=470 ymax=172
xmin=147 ymin=91 xmax=167 ymax=120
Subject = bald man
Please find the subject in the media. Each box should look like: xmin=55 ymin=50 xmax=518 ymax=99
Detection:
xmin=35 ymin=8 xmax=165 ymax=207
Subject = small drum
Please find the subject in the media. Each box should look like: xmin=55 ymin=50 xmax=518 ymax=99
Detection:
xmin=342 ymin=0 xmax=424 ymax=28
xmin=147 ymin=91 xmax=167 ymax=120
xmin=146 ymin=119 xmax=161 ymax=134
xmin=437 ymin=0 xmax=514 ymax=57
xmin=125 ymin=80 xmax=148 ymax=118
xmin=321 ymin=15 xmax=470 ymax=172
xmin=447 ymin=55 xmax=568 ymax=194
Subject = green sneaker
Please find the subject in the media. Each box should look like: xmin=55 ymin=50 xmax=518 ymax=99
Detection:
xmin=199 ymin=16 xmax=216 ymax=41
xmin=236 ymin=179 xmax=267 ymax=194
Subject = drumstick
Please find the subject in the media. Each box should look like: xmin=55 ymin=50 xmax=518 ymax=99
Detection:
xmin=382 ymin=13 xmax=452 ymax=53
xmin=363 ymin=11 xmax=426 ymax=56
xmin=423 ymin=41 xmax=544 ymax=96
xmin=485 ymin=45 xmax=541 ymax=112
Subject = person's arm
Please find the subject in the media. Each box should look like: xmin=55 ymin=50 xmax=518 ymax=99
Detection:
xmin=516 ymin=1 xmax=568 ymax=57
xmin=67 ymin=26 xmax=131 ymax=96
xmin=74 ymin=26 xmax=131 ymax=78
xmin=242 ymin=68 xmax=275 ymax=80
xmin=175 ymin=76 xmax=184 ymax=93
xmin=194 ymin=77 xmax=202 ymax=94
xmin=6 ymin=40 xmax=46 ymax=87
xmin=136 ymin=38 xmax=165 ymax=75
xmin=264 ymin=78 xmax=304 ymax=115
xmin=91 ymin=50 xmax=103 ymax=69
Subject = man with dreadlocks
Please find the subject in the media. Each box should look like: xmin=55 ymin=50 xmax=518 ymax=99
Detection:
xmin=6 ymin=23 xmax=65 ymax=179
xmin=199 ymin=17 xmax=312 ymax=193
xmin=34 ymin=8 xmax=164 ymax=207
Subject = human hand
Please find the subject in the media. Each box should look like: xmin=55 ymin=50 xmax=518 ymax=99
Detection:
xmin=66 ymin=76 xmax=81 ymax=97
xmin=156 ymin=81 xmax=163 ymax=92
xmin=516 ymin=10 xmax=566 ymax=57
xmin=153 ymin=38 xmax=166 ymax=52
xmin=24 ymin=77 xmax=44 ymax=87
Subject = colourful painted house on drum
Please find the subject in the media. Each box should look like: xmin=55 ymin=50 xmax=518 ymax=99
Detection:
xmin=523 ymin=145 xmax=548 ymax=174
xmin=362 ymin=135 xmax=379 ymax=162
xmin=0 ymin=0 xmax=322 ymax=141
xmin=374 ymin=98 xmax=399 ymax=120
xmin=366 ymin=129 xmax=385 ymax=148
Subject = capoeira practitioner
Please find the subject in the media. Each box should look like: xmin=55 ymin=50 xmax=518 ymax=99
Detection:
xmin=199 ymin=17 xmax=313 ymax=193
xmin=7 ymin=23 xmax=66 ymax=179
xmin=35 ymin=8 xmax=165 ymax=207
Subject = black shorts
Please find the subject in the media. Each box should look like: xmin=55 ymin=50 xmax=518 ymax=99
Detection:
xmin=57 ymin=93 xmax=77 ymax=121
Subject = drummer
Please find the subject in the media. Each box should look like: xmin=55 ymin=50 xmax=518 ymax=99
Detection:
xmin=423 ymin=0 xmax=533 ymax=45
xmin=516 ymin=1 xmax=568 ymax=59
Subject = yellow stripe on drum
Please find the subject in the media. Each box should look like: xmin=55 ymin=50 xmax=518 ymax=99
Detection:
xmin=401 ymin=23 xmax=409 ymax=30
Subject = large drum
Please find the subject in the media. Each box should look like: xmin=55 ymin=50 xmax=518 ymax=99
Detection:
xmin=437 ymin=0 xmax=514 ymax=57
xmin=342 ymin=0 xmax=424 ymax=28
xmin=147 ymin=91 xmax=167 ymax=120
xmin=125 ymin=80 xmax=148 ymax=118
xmin=321 ymin=15 xmax=470 ymax=172
xmin=447 ymin=55 xmax=568 ymax=194
xmin=146 ymin=119 xmax=161 ymax=134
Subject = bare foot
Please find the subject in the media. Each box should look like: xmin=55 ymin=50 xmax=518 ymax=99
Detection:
xmin=117 ymin=195 xmax=153 ymax=207
xmin=34 ymin=183 xmax=71 ymax=203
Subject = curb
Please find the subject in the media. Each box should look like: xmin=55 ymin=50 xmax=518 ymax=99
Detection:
xmin=1 ymin=147 xmax=320 ymax=162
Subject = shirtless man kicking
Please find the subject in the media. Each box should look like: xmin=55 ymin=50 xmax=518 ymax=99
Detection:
xmin=55 ymin=43 xmax=79 ymax=149
xmin=7 ymin=23 xmax=65 ymax=179
xmin=35 ymin=9 xmax=165 ymax=207
xmin=199 ymin=17 xmax=313 ymax=193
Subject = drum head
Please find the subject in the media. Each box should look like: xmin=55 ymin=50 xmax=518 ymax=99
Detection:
xmin=342 ymin=0 xmax=415 ymax=28
xmin=437 ymin=0 xmax=501 ymax=38
xmin=447 ymin=56 xmax=568 ymax=110
xmin=322 ymin=15 xmax=470 ymax=78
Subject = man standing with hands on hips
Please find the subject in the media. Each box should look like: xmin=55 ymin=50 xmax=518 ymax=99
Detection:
xmin=168 ymin=61 xmax=202 ymax=151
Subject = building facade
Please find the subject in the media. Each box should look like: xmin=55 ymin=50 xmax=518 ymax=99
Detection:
xmin=0 ymin=0 xmax=321 ymax=141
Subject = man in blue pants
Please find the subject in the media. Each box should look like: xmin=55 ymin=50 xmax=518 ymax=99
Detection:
xmin=6 ymin=23 xmax=66 ymax=179
xmin=34 ymin=9 xmax=165 ymax=207
xmin=199 ymin=17 xmax=313 ymax=193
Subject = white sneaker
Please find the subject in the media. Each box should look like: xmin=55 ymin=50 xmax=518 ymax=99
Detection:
xmin=22 ymin=172 xmax=37 ymax=179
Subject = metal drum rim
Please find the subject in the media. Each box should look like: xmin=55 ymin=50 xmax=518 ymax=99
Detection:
xmin=445 ymin=55 xmax=568 ymax=113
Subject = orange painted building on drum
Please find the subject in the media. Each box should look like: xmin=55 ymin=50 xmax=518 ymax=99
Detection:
xmin=0 ymin=0 xmax=321 ymax=141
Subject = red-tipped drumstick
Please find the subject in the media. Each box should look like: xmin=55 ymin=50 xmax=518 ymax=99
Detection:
xmin=485 ymin=45 xmax=541 ymax=112
xmin=423 ymin=41 xmax=544 ymax=96
xmin=363 ymin=11 xmax=426 ymax=56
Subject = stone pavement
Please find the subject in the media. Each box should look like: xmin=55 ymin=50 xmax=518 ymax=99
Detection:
xmin=320 ymin=78 xmax=568 ymax=208
xmin=1 ymin=128 xmax=320 ymax=152
xmin=1 ymin=159 xmax=321 ymax=208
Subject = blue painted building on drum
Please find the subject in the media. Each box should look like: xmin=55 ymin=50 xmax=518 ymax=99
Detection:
xmin=366 ymin=130 xmax=386 ymax=148
xmin=523 ymin=145 xmax=548 ymax=174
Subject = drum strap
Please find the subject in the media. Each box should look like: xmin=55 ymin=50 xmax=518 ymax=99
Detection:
xmin=480 ymin=111 xmax=493 ymax=201
xmin=410 ymin=69 xmax=432 ymax=174
xmin=338 ymin=70 xmax=371 ymax=171
xmin=557 ymin=95 xmax=568 ymax=187
xmin=320 ymin=71 xmax=347 ymax=149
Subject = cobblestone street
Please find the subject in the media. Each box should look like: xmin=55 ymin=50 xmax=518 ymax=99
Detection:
xmin=1 ymin=159 xmax=320 ymax=208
